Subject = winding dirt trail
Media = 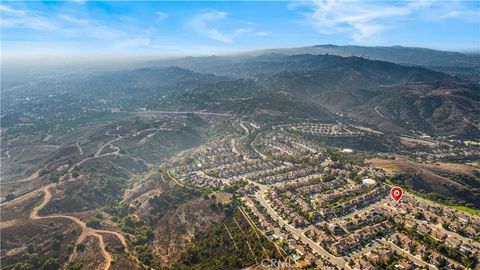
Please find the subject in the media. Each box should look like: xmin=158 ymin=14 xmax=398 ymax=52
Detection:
xmin=66 ymin=135 xmax=122 ymax=176
xmin=2 ymin=132 xmax=138 ymax=269
xmin=95 ymin=135 xmax=122 ymax=157
xmin=1 ymin=167 xmax=43 ymax=185
xmin=76 ymin=141 xmax=84 ymax=156
xmin=0 ymin=182 xmax=50 ymax=207
xmin=2 ymin=135 xmax=123 ymax=203
xmin=29 ymin=185 xmax=129 ymax=270
xmin=374 ymin=105 xmax=387 ymax=119
xmin=239 ymin=122 xmax=250 ymax=135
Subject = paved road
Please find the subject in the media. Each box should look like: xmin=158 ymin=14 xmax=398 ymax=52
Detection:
xmin=334 ymin=197 xmax=389 ymax=222
xmin=167 ymin=170 xmax=201 ymax=191
xmin=417 ymin=219 xmax=480 ymax=249
xmin=291 ymin=141 xmax=317 ymax=154
xmin=381 ymin=240 xmax=438 ymax=270
xmin=345 ymin=239 xmax=383 ymax=261
xmin=250 ymin=132 xmax=268 ymax=160
xmin=402 ymin=193 xmax=480 ymax=249
xmin=134 ymin=110 xmax=232 ymax=117
xmin=250 ymin=181 xmax=348 ymax=269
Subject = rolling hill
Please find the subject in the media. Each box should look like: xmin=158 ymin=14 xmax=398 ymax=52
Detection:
xmin=150 ymin=54 xmax=479 ymax=138
xmin=3 ymin=52 xmax=478 ymax=138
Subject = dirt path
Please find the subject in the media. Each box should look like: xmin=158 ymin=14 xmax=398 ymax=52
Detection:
xmin=0 ymin=182 xmax=51 ymax=207
xmin=95 ymin=135 xmax=122 ymax=157
xmin=67 ymin=136 xmax=122 ymax=175
xmin=374 ymin=105 xmax=387 ymax=119
xmin=0 ymin=167 xmax=43 ymax=185
xmin=29 ymin=185 xmax=129 ymax=270
xmin=2 ymin=131 xmax=133 ymax=269
xmin=96 ymin=230 xmax=129 ymax=248
xmin=1 ymin=149 xmax=11 ymax=159
xmin=233 ymin=217 xmax=258 ymax=264
xmin=75 ymin=141 xmax=84 ymax=156
xmin=223 ymin=224 xmax=239 ymax=250
xmin=230 ymin=138 xmax=239 ymax=154
xmin=239 ymin=122 xmax=250 ymax=135
xmin=2 ymin=143 xmax=117 ymax=204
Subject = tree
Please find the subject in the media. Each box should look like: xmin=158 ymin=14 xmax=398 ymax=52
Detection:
xmin=421 ymin=251 xmax=431 ymax=262
xmin=441 ymin=222 xmax=449 ymax=230
xmin=52 ymin=239 xmax=62 ymax=250
xmin=5 ymin=193 xmax=15 ymax=201
xmin=42 ymin=257 xmax=60 ymax=270
xmin=312 ymin=231 xmax=318 ymax=242
xmin=67 ymin=243 xmax=75 ymax=252
xmin=86 ymin=217 xmax=100 ymax=228
xmin=77 ymin=243 xmax=86 ymax=252
xmin=414 ymin=212 xmax=425 ymax=220
xmin=49 ymin=175 xmax=59 ymax=183
xmin=13 ymin=263 xmax=32 ymax=270
xmin=436 ymin=257 xmax=447 ymax=268
xmin=65 ymin=261 xmax=83 ymax=270
xmin=27 ymin=245 xmax=35 ymax=253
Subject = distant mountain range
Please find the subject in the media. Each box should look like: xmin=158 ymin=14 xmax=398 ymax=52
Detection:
xmin=146 ymin=52 xmax=479 ymax=138
xmin=252 ymin=45 xmax=480 ymax=67
xmin=4 ymin=46 xmax=479 ymax=138
xmin=151 ymin=45 xmax=480 ymax=82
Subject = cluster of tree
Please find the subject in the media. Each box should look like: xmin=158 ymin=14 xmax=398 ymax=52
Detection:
xmin=223 ymin=182 xmax=246 ymax=194
xmin=400 ymin=225 xmax=476 ymax=268
xmin=42 ymin=257 xmax=60 ymax=270
xmin=78 ymin=174 xmax=127 ymax=206
xmin=148 ymin=184 xmax=201 ymax=219
xmin=65 ymin=261 xmax=83 ymax=270
xmin=4 ymin=193 xmax=15 ymax=201
xmin=115 ymin=210 xmax=159 ymax=267
xmin=369 ymin=251 xmax=400 ymax=270
xmin=171 ymin=203 xmax=283 ymax=269
xmin=12 ymin=233 xmax=79 ymax=269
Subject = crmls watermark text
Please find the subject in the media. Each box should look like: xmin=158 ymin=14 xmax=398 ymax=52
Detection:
xmin=261 ymin=257 xmax=296 ymax=268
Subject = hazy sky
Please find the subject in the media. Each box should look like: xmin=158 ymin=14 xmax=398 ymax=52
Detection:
xmin=1 ymin=0 xmax=479 ymax=59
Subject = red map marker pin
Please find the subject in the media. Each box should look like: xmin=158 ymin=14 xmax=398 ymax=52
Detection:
xmin=390 ymin=187 xmax=403 ymax=202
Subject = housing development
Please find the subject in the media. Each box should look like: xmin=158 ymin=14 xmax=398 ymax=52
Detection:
xmin=1 ymin=9 xmax=479 ymax=268
xmin=165 ymin=120 xmax=480 ymax=269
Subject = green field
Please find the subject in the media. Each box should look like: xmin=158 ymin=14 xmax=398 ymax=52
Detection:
xmin=447 ymin=205 xmax=480 ymax=216
xmin=384 ymin=178 xmax=480 ymax=217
